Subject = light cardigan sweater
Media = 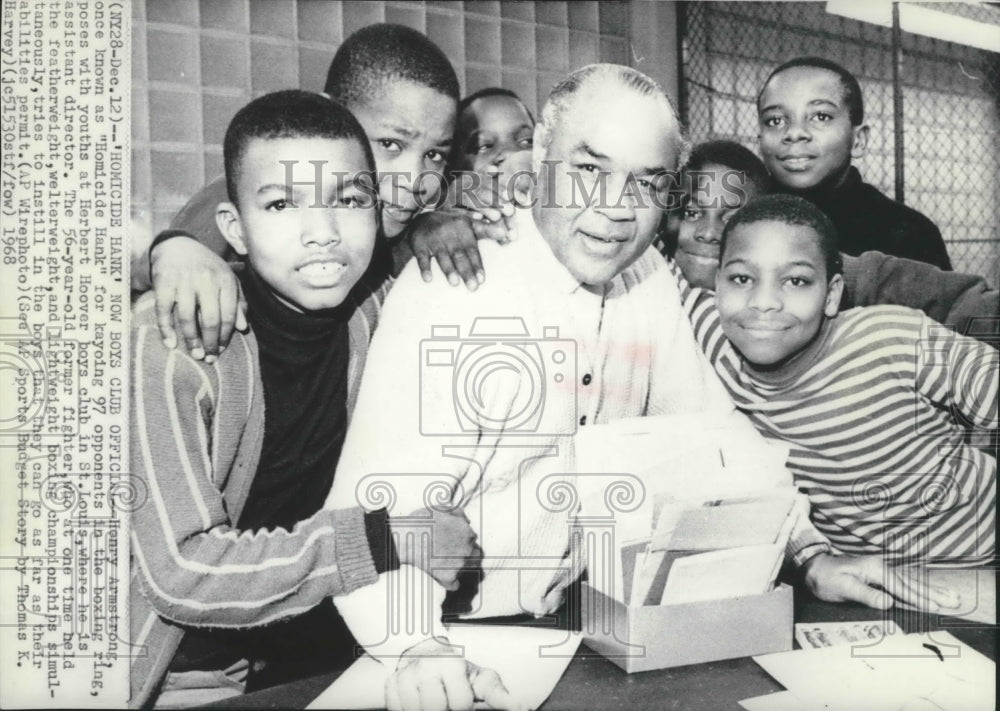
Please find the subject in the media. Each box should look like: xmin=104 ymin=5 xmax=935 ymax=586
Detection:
xmin=128 ymin=278 xmax=389 ymax=708
xmin=327 ymin=208 xmax=830 ymax=663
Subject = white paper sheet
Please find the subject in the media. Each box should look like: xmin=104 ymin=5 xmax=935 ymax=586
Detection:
xmin=738 ymin=691 xmax=823 ymax=711
xmin=655 ymin=496 xmax=797 ymax=550
xmin=659 ymin=544 xmax=784 ymax=605
xmin=895 ymin=568 xmax=996 ymax=626
xmin=754 ymin=631 xmax=995 ymax=711
xmin=307 ymin=625 xmax=581 ymax=710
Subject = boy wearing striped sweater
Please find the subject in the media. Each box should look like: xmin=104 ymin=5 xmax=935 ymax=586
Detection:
xmin=688 ymin=195 xmax=996 ymax=591
xmin=130 ymin=91 xmax=478 ymax=707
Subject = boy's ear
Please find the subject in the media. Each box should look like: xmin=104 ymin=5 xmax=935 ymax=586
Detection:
xmin=824 ymin=273 xmax=845 ymax=317
xmin=215 ymin=202 xmax=249 ymax=257
xmin=850 ymin=124 xmax=869 ymax=160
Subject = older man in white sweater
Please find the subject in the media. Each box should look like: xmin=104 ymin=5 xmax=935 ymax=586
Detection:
xmin=324 ymin=64 xmax=800 ymax=710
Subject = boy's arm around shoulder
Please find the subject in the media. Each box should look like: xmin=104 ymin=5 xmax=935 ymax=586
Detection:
xmin=844 ymin=250 xmax=1000 ymax=341
xmin=131 ymin=177 xmax=235 ymax=292
xmin=134 ymin=176 xmax=247 ymax=361
xmin=168 ymin=176 xmax=236 ymax=259
xmin=912 ymin=310 xmax=999 ymax=430
xmin=130 ymin=295 xmax=377 ymax=628
xmin=648 ymin=258 xmax=736 ymax=417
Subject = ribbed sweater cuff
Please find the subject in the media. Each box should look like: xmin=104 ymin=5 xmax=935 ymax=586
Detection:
xmin=332 ymin=507 xmax=380 ymax=594
xmin=786 ymin=498 xmax=833 ymax=569
xmin=364 ymin=508 xmax=400 ymax=574
xmin=148 ymin=229 xmax=195 ymax=285
xmin=790 ymin=540 xmax=833 ymax=569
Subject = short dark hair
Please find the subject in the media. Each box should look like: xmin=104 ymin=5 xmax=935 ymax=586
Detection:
xmin=457 ymin=87 xmax=535 ymax=123
xmin=758 ymin=57 xmax=864 ymax=126
xmin=685 ymin=140 xmax=772 ymax=196
xmin=223 ymin=90 xmax=375 ymax=206
xmin=323 ymin=23 xmax=460 ymax=106
xmin=721 ymin=194 xmax=843 ymax=279
xmin=658 ymin=140 xmax=772 ymax=257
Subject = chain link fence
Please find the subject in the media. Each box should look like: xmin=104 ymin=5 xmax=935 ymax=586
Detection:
xmin=678 ymin=1 xmax=1000 ymax=287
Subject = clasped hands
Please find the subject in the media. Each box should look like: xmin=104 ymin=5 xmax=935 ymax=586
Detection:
xmin=385 ymin=510 xmax=521 ymax=711
xmin=387 ymin=638 xmax=525 ymax=711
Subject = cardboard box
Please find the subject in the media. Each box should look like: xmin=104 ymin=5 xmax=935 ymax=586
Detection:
xmin=581 ymin=581 xmax=794 ymax=673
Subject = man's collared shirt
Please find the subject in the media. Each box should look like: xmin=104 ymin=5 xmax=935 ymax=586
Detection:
xmin=328 ymin=208 xmax=747 ymax=659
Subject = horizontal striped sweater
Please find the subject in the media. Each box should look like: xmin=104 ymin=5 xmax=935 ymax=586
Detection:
xmin=678 ymin=269 xmax=997 ymax=565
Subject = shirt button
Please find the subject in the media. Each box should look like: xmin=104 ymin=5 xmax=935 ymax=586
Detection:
xmin=579 ymin=415 xmax=587 ymax=426
xmin=582 ymin=373 xmax=592 ymax=386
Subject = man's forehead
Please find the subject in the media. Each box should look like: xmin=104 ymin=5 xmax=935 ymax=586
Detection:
xmin=567 ymin=79 xmax=666 ymax=114
xmin=556 ymin=91 xmax=679 ymax=164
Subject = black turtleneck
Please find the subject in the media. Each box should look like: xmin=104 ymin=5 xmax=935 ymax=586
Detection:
xmin=236 ymin=265 xmax=351 ymax=532
xmin=788 ymin=166 xmax=952 ymax=271
xmin=170 ymin=267 xmax=361 ymax=686
xmin=170 ymin=267 xmax=399 ymax=686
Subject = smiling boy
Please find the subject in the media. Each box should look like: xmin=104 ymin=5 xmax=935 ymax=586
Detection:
xmin=659 ymin=140 xmax=772 ymax=289
xmin=182 ymin=23 xmax=457 ymax=252
xmin=757 ymin=57 xmax=952 ymax=269
xmin=686 ymin=195 xmax=996 ymax=579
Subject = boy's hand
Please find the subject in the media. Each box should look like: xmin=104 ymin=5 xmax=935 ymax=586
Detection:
xmin=387 ymin=638 xmax=525 ymax=711
xmin=446 ymin=152 xmax=533 ymax=223
xmin=392 ymin=507 xmax=481 ymax=592
xmin=447 ymin=170 xmax=517 ymax=225
xmin=803 ymin=553 xmax=962 ymax=611
xmin=408 ymin=158 xmax=536 ymax=288
xmin=409 ymin=211 xmax=492 ymax=290
xmin=150 ymin=234 xmax=247 ymax=361
xmin=130 ymin=214 xmax=155 ymax=292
